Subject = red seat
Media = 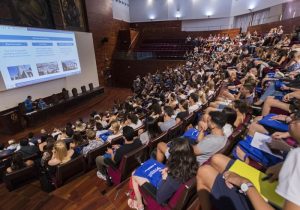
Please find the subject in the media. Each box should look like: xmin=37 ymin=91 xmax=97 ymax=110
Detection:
xmin=140 ymin=177 xmax=196 ymax=210
xmin=107 ymin=145 xmax=149 ymax=185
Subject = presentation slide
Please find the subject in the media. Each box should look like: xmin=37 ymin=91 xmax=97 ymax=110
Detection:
xmin=0 ymin=25 xmax=81 ymax=91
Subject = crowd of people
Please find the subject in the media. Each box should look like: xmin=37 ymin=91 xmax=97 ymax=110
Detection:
xmin=1 ymin=25 xmax=300 ymax=210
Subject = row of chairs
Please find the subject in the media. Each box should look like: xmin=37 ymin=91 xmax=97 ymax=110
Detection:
xmin=4 ymin=82 xmax=244 ymax=209
xmin=71 ymin=83 xmax=94 ymax=97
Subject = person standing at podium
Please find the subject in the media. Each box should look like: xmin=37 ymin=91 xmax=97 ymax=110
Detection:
xmin=24 ymin=96 xmax=34 ymax=113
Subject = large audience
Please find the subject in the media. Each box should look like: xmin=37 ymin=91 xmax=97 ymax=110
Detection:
xmin=1 ymin=25 xmax=300 ymax=210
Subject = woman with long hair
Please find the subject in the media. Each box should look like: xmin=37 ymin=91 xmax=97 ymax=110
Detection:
xmin=139 ymin=117 xmax=162 ymax=145
xmin=48 ymin=140 xmax=74 ymax=166
xmin=128 ymin=138 xmax=198 ymax=210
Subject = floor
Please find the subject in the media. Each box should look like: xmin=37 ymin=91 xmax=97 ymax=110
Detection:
xmin=0 ymin=169 xmax=131 ymax=210
xmin=0 ymin=87 xmax=133 ymax=210
xmin=0 ymin=87 xmax=132 ymax=145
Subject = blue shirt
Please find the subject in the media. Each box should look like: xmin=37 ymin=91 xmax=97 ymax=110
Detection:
xmin=24 ymin=98 xmax=33 ymax=112
xmin=38 ymin=100 xmax=47 ymax=110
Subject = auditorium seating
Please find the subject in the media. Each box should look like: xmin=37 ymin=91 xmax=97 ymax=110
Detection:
xmin=81 ymin=85 xmax=87 ymax=94
xmin=3 ymin=165 xmax=38 ymax=191
xmin=140 ymin=177 xmax=196 ymax=210
xmin=89 ymin=83 xmax=94 ymax=91
xmin=148 ymin=132 xmax=168 ymax=155
xmin=136 ymin=39 xmax=193 ymax=59
xmin=72 ymin=88 xmax=78 ymax=97
xmin=86 ymin=143 xmax=109 ymax=170
xmin=168 ymin=121 xmax=184 ymax=140
xmin=107 ymin=145 xmax=149 ymax=185
xmin=55 ymin=155 xmax=86 ymax=187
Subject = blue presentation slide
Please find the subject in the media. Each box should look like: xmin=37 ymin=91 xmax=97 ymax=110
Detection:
xmin=0 ymin=25 xmax=81 ymax=90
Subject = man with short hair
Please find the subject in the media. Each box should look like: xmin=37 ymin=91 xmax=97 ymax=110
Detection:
xmin=156 ymin=111 xmax=227 ymax=165
xmin=158 ymin=106 xmax=176 ymax=132
xmin=24 ymin=96 xmax=34 ymax=112
xmin=95 ymin=126 xmax=142 ymax=181
xmin=193 ymin=111 xmax=227 ymax=165
xmin=188 ymin=93 xmax=200 ymax=113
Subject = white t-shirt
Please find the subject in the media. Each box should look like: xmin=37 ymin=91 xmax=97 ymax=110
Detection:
xmin=129 ymin=120 xmax=143 ymax=130
xmin=276 ymin=148 xmax=300 ymax=206
xmin=189 ymin=104 xmax=199 ymax=113
xmin=223 ymin=124 xmax=233 ymax=138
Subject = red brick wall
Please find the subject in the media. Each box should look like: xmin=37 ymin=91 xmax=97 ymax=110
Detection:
xmin=85 ymin=0 xmax=130 ymax=85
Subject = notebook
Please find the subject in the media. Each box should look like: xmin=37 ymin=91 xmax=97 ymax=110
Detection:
xmin=229 ymin=160 xmax=284 ymax=208
xmin=251 ymin=132 xmax=283 ymax=159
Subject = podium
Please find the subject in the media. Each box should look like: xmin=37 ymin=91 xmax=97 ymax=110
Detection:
xmin=0 ymin=110 xmax=23 ymax=134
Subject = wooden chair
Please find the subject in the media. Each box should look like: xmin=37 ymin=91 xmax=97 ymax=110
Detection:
xmin=3 ymin=165 xmax=38 ymax=191
xmin=55 ymin=155 xmax=86 ymax=187
xmin=107 ymin=145 xmax=149 ymax=185
xmin=81 ymin=85 xmax=87 ymax=94
xmin=140 ymin=177 xmax=196 ymax=210
xmin=148 ymin=132 xmax=168 ymax=155
xmin=86 ymin=143 xmax=109 ymax=170
xmin=168 ymin=121 xmax=183 ymax=140
xmin=72 ymin=88 xmax=78 ymax=97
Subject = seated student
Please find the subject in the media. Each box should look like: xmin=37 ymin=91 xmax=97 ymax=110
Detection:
xmin=27 ymin=132 xmax=39 ymax=145
xmin=38 ymin=135 xmax=48 ymax=152
xmin=70 ymin=132 xmax=85 ymax=155
xmin=24 ymin=95 xmax=34 ymax=113
xmin=196 ymin=112 xmax=300 ymax=210
xmin=124 ymin=114 xmax=143 ymax=130
xmin=6 ymin=139 xmax=18 ymax=151
xmin=17 ymin=139 xmax=39 ymax=159
xmin=82 ymin=130 xmax=104 ymax=157
xmin=37 ymin=98 xmax=47 ymax=110
xmin=175 ymin=100 xmax=189 ymax=124
xmin=0 ymin=143 xmax=13 ymax=158
xmin=95 ymin=126 xmax=142 ymax=181
xmin=97 ymin=120 xmax=122 ymax=143
xmin=149 ymin=103 xmax=162 ymax=119
xmin=222 ymin=107 xmax=237 ymax=138
xmin=188 ymin=93 xmax=200 ymax=113
xmin=48 ymin=140 xmax=74 ymax=166
xmin=40 ymin=137 xmax=56 ymax=168
xmin=193 ymin=111 xmax=227 ymax=165
xmin=166 ymin=93 xmax=178 ymax=109
xmin=128 ymin=138 xmax=198 ymax=209
xmin=156 ymin=111 xmax=227 ymax=165
xmin=6 ymin=152 xmax=34 ymax=173
xmin=158 ymin=106 xmax=176 ymax=132
xmin=139 ymin=117 xmax=162 ymax=145
xmin=232 ymin=100 xmax=248 ymax=127
xmin=233 ymin=113 xmax=295 ymax=167
xmin=261 ymin=90 xmax=300 ymax=116
xmin=74 ymin=120 xmax=86 ymax=132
